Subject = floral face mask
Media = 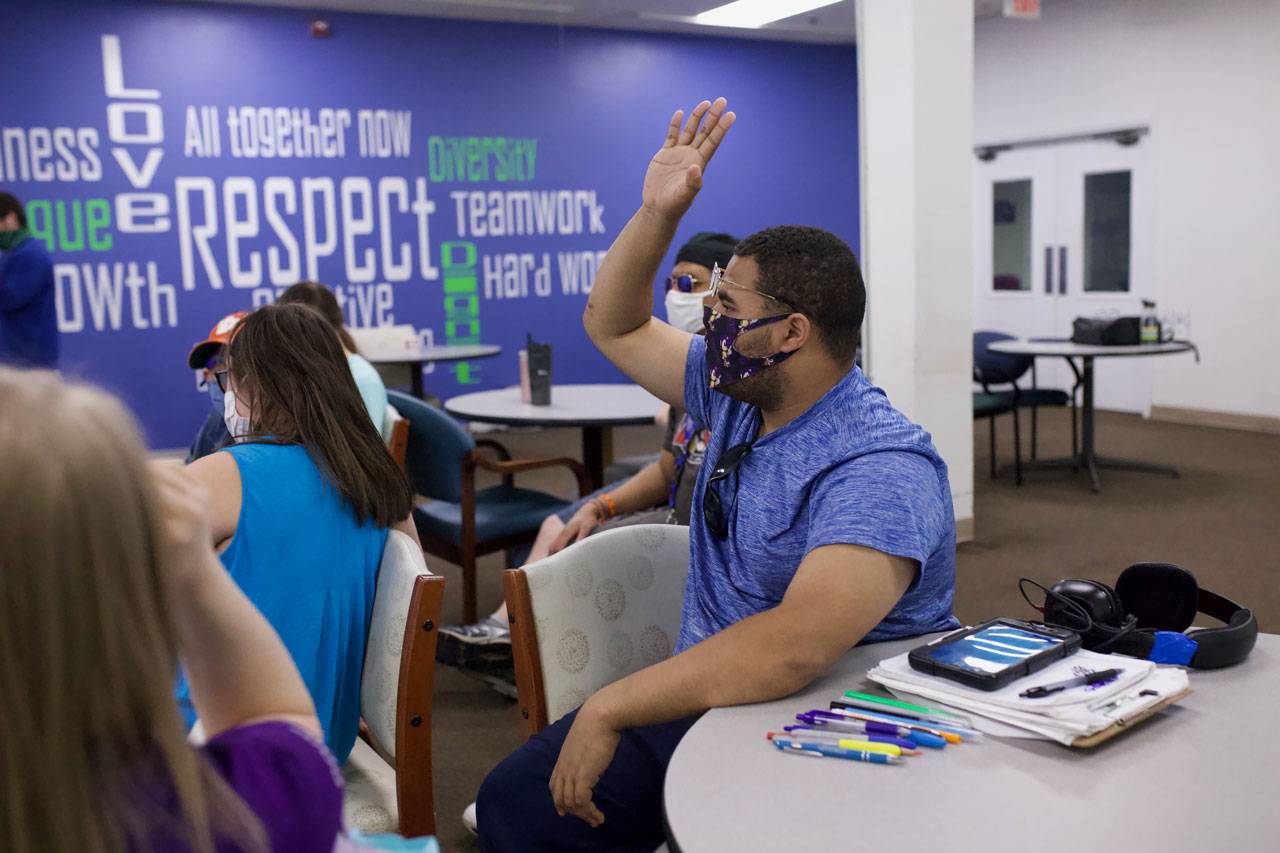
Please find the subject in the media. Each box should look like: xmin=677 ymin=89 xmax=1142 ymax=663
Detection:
xmin=703 ymin=305 xmax=796 ymax=391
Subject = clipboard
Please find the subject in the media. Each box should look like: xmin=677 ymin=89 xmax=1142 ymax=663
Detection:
xmin=1070 ymin=686 xmax=1193 ymax=748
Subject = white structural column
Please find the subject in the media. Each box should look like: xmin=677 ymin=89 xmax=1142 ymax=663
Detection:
xmin=857 ymin=0 xmax=975 ymax=536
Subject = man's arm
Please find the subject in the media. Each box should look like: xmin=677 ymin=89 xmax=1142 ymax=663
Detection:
xmin=583 ymin=99 xmax=735 ymax=408
xmin=549 ymin=544 xmax=916 ymax=824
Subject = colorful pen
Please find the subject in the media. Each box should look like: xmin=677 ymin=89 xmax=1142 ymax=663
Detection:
xmin=799 ymin=709 xmax=900 ymax=732
xmin=796 ymin=711 xmax=949 ymax=749
xmin=771 ymin=730 xmax=921 ymax=754
xmin=797 ymin=710 xmax=906 ymax=735
xmin=841 ymin=691 xmax=973 ymax=727
xmin=772 ymin=736 xmax=904 ymax=757
xmin=834 ymin=697 xmax=973 ymax=729
xmin=772 ymin=740 xmax=902 ymax=765
xmin=831 ymin=707 xmax=975 ymax=743
xmin=823 ymin=707 xmax=980 ymax=744
xmin=783 ymin=724 xmax=920 ymax=749
xmin=793 ymin=712 xmax=906 ymax=732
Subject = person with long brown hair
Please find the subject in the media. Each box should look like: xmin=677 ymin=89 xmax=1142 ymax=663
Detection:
xmin=182 ymin=302 xmax=420 ymax=764
xmin=276 ymin=281 xmax=389 ymax=433
xmin=0 ymin=368 xmax=342 ymax=852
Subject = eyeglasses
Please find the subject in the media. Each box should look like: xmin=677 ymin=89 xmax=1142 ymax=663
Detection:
xmin=703 ymin=442 xmax=752 ymax=541
xmin=708 ymin=263 xmax=792 ymax=311
xmin=213 ymin=369 xmax=230 ymax=393
xmin=664 ymin=273 xmax=705 ymax=293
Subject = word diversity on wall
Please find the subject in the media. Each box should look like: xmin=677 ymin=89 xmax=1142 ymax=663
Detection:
xmin=1 ymin=3 xmax=857 ymax=447
xmin=4 ymin=35 xmax=608 ymax=373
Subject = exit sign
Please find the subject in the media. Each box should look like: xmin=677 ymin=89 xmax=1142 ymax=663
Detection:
xmin=1004 ymin=0 xmax=1041 ymax=19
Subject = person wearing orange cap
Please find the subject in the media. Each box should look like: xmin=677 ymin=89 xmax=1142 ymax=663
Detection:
xmin=185 ymin=311 xmax=247 ymax=463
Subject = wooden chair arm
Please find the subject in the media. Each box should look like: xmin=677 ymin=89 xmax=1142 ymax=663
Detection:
xmin=474 ymin=438 xmax=513 ymax=461
xmin=474 ymin=439 xmax=514 ymax=487
xmin=471 ymin=452 xmax=592 ymax=497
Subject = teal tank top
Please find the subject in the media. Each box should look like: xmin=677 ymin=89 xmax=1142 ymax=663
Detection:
xmin=177 ymin=443 xmax=388 ymax=763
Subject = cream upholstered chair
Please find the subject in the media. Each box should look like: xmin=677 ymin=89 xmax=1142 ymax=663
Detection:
xmin=504 ymin=524 xmax=690 ymax=738
xmin=343 ymin=529 xmax=444 ymax=838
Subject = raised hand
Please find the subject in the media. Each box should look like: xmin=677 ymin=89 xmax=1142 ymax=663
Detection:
xmin=642 ymin=98 xmax=736 ymax=220
xmin=150 ymin=460 xmax=220 ymax=591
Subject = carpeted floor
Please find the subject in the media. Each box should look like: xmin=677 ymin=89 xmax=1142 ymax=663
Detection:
xmin=424 ymin=410 xmax=1280 ymax=851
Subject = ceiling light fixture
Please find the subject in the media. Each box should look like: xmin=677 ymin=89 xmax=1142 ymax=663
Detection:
xmin=693 ymin=0 xmax=843 ymax=29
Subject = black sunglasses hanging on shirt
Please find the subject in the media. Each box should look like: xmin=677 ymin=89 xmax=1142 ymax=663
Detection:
xmin=702 ymin=442 xmax=752 ymax=540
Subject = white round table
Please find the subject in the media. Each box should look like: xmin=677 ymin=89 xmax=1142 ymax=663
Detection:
xmin=366 ymin=343 xmax=502 ymax=398
xmin=444 ymin=383 xmax=662 ymax=489
xmin=987 ymin=339 xmax=1197 ymax=491
xmin=663 ymin=632 xmax=1279 ymax=853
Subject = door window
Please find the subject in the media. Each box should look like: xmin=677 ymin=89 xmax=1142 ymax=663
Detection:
xmin=992 ymin=179 xmax=1032 ymax=292
xmin=1083 ymin=170 xmax=1131 ymax=292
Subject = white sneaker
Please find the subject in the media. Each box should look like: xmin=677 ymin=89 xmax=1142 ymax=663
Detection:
xmin=462 ymin=801 xmax=478 ymax=835
xmin=440 ymin=616 xmax=511 ymax=645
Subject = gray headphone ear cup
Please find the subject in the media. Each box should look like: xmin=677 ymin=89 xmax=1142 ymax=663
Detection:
xmin=1115 ymin=562 xmax=1199 ymax=632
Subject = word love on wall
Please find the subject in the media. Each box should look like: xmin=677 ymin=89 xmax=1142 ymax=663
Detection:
xmin=2 ymin=2 xmax=858 ymax=449
xmin=0 ymin=34 xmax=612 ymax=347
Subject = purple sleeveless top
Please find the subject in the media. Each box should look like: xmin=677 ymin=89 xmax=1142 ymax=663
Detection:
xmin=151 ymin=722 xmax=343 ymax=852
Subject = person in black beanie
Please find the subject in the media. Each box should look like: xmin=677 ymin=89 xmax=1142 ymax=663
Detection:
xmin=662 ymin=232 xmax=737 ymax=335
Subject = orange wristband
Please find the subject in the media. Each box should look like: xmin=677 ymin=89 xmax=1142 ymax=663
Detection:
xmin=598 ymin=493 xmax=618 ymax=519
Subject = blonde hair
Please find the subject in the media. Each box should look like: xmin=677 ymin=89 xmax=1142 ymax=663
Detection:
xmin=0 ymin=369 xmax=266 ymax=852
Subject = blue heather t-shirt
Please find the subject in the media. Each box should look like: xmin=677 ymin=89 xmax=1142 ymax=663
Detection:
xmin=676 ymin=336 xmax=960 ymax=653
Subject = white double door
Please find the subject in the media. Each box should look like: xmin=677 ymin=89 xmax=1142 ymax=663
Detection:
xmin=972 ymin=139 xmax=1156 ymax=414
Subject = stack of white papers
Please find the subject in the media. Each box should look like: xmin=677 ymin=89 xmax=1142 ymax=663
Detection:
xmin=867 ymin=645 xmax=1190 ymax=746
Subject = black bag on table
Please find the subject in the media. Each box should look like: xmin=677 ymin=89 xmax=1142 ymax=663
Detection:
xmin=1070 ymin=316 xmax=1141 ymax=346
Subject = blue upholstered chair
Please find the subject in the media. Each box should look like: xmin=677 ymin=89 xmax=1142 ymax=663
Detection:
xmin=973 ymin=391 xmax=1016 ymax=481
xmin=973 ymin=331 xmax=1076 ymax=486
xmin=388 ymin=390 xmax=590 ymax=624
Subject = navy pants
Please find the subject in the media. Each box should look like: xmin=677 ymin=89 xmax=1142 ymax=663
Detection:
xmin=477 ymin=708 xmax=702 ymax=852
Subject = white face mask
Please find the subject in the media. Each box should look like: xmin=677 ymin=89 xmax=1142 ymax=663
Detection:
xmin=223 ymin=388 xmax=251 ymax=440
xmin=664 ymin=289 xmax=708 ymax=334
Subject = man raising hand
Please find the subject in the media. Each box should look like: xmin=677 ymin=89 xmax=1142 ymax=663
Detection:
xmin=477 ymin=99 xmax=959 ymax=852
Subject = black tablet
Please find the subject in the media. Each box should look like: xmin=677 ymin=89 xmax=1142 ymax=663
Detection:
xmin=907 ymin=618 xmax=1081 ymax=691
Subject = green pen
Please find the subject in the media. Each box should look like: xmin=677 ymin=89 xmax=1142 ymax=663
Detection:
xmin=841 ymin=691 xmax=972 ymax=727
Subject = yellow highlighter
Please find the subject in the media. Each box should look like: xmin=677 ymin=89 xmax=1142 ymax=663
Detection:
xmin=835 ymin=739 xmax=902 ymax=757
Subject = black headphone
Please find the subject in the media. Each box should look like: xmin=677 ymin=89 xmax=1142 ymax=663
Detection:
xmin=1022 ymin=563 xmax=1258 ymax=669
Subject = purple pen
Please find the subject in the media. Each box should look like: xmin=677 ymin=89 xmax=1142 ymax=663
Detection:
xmin=798 ymin=710 xmax=909 ymax=737
xmin=794 ymin=711 xmax=947 ymax=749
xmin=776 ymin=727 xmax=919 ymax=752
xmin=789 ymin=721 xmax=903 ymax=739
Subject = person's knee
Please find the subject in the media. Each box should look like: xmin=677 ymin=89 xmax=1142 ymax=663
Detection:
xmin=476 ymin=746 xmax=554 ymax=846
xmin=477 ymin=712 xmax=580 ymax=848
xmin=539 ymin=513 xmax=565 ymax=539
xmin=524 ymin=514 xmax=566 ymax=565
xmin=475 ymin=755 xmax=520 ymax=819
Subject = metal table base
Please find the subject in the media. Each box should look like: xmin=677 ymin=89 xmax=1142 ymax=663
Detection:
xmin=1012 ymin=356 xmax=1180 ymax=492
